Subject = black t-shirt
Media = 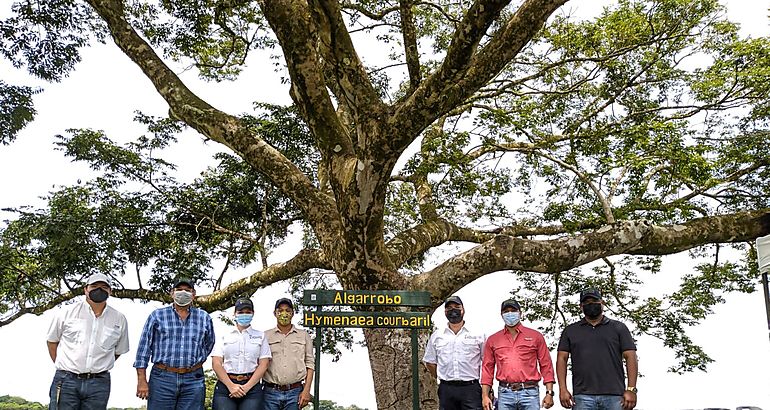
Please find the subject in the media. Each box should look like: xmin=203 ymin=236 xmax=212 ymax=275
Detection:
xmin=557 ymin=316 xmax=636 ymax=395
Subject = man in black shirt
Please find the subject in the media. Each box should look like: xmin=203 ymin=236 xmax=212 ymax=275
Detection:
xmin=556 ymin=289 xmax=638 ymax=410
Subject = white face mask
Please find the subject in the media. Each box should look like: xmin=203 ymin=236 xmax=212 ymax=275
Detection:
xmin=173 ymin=290 xmax=194 ymax=306
xmin=502 ymin=311 xmax=521 ymax=327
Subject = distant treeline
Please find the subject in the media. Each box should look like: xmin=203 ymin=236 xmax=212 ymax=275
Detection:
xmin=0 ymin=395 xmax=144 ymax=410
xmin=0 ymin=395 xmax=367 ymax=410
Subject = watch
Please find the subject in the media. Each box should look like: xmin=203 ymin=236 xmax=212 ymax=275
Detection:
xmin=626 ymin=386 xmax=638 ymax=394
xmin=545 ymin=390 xmax=555 ymax=397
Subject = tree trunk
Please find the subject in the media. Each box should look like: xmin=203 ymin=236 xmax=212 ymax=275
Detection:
xmin=364 ymin=328 xmax=439 ymax=410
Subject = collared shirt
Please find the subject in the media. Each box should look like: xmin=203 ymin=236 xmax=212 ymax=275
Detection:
xmin=211 ymin=326 xmax=272 ymax=374
xmin=133 ymin=305 xmax=215 ymax=369
xmin=263 ymin=326 xmax=315 ymax=385
xmin=47 ymin=301 xmax=130 ymax=374
xmin=481 ymin=324 xmax=555 ymax=386
xmin=423 ymin=324 xmax=485 ymax=381
xmin=557 ymin=316 xmax=636 ymax=395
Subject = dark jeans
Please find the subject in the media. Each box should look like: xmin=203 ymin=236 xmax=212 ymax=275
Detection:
xmin=262 ymin=385 xmax=302 ymax=410
xmin=148 ymin=366 xmax=206 ymax=410
xmin=574 ymin=394 xmax=623 ymax=410
xmin=212 ymin=379 xmax=263 ymax=410
xmin=48 ymin=370 xmax=111 ymax=410
xmin=438 ymin=381 xmax=483 ymax=410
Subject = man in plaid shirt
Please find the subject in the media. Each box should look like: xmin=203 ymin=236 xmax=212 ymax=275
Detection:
xmin=134 ymin=277 xmax=215 ymax=409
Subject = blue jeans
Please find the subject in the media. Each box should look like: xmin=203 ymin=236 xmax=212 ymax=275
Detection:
xmin=48 ymin=370 xmax=111 ymax=410
xmin=148 ymin=366 xmax=205 ymax=410
xmin=262 ymin=385 xmax=301 ymax=410
xmin=574 ymin=394 xmax=623 ymax=410
xmin=212 ymin=380 xmax=263 ymax=410
xmin=497 ymin=386 xmax=539 ymax=410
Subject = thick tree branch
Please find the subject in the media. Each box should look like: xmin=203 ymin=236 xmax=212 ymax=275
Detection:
xmin=311 ymin=0 xmax=384 ymax=115
xmin=196 ymin=248 xmax=329 ymax=311
xmin=258 ymin=0 xmax=354 ymax=161
xmin=85 ymin=0 xmax=337 ymax=233
xmin=387 ymin=219 xmax=495 ymax=267
xmin=399 ymin=0 xmax=421 ymax=91
xmin=391 ymin=0 xmax=568 ymax=149
xmin=0 ymin=249 xmax=328 ymax=327
xmin=411 ymin=209 xmax=770 ymax=305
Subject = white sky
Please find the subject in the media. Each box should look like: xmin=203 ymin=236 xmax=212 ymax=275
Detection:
xmin=1 ymin=1 xmax=769 ymax=409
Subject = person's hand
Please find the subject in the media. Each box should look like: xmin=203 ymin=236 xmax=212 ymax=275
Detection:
xmin=240 ymin=382 xmax=254 ymax=395
xmin=227 ymin=383 xmax=245 ymax=398
xmin=622 ymin=390 xmax=637 ymax=410
xmin=542 ymin=393 xmax=554 ymax=409
xmin=298 ymin=389 xmax=312 ymax=408
xmin=482 ymin=394 xmax=493 ymax=410
xmin=136 ymin=379 xmax=149 ymax=400
xmin=559 ymin=388 xmax=574 ymax=409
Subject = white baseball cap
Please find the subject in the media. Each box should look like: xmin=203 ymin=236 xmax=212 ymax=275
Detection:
xmin=86 ymin=273 xmax=111 ymax=287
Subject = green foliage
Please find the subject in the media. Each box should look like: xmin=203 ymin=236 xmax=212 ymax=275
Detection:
xmin=0 ymin=80 xmax=38 ymax=144
xmin=302 ymin=399 xmax=369 ymax=410
xmin=0 ymin=105 xmax=318 ymax=305
xmin=126 ymin=0 xmax=275 ymax=81
xmin=0 ymin=0 xmax=105 ymax=80
xmin=204 ymin=369 xmax=216 ymax=409
xmin=0 ymin=395 xmax=46 ymax=409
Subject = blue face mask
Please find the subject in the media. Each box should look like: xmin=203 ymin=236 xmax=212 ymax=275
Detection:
xmin=235 ymin=313 xmax=253 ymax=326
xmin=502 ymin=311 xmax=520 ymax=327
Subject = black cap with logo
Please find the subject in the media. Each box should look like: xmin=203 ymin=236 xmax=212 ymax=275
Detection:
xmin=274 ymin=297 xmax=294 ymax=310
xmin=444 ymin=295 xmax=463 ymax=307
xmin=172 ymin=277 xmax=195 ymax=290
xmin=580 ymin=288 xmax=603 ymax=303
xmin=235 ymin=298 xmax=254 ymax=311
xmin=500 ymin=299 xmax=521 ymax=312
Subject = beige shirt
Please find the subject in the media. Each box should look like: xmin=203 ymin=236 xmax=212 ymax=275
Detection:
xmin=263 ymin=326 xmax=315 ymax=385
xmin=47 ymin=301 xmax=130 ymax=374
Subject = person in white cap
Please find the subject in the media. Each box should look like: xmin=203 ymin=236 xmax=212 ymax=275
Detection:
xmin=46 ymin=273 xmax=129 ymax=410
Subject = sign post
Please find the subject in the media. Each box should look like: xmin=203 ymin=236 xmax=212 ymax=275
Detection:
xmin=756 ymin=235 xmax=770 ymax=344
xmin=302 ymin=289 xmax=432 ymax=410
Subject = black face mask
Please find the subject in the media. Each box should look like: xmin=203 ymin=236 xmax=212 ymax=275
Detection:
xmin=89 ymin=288 xmax=109 ymax=303
xmin=582 ymin=303 xmax=602 ymax=320
xmin=445 ymin=308 xmax=463 ymax=324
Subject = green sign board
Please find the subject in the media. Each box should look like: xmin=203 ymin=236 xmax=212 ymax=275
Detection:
xmin=303 ymin=289 xmax=431 ymax=410
xmin=302 ymin=289 xmax=431 ymax=307
xmin=303 ymin=311 xmax=432 ymax=329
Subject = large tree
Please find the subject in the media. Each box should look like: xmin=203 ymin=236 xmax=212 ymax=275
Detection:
xmin=2 ymin=0 xmax=770 ymax=408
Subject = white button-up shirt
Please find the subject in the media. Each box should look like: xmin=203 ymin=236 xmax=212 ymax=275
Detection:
xmin=423 ymin=325 xmax=485 ymax=381
xmin=211 ymin=326 xmax=272 ymax=374
xmin=47 ymin=301 xmax=130 ymax=374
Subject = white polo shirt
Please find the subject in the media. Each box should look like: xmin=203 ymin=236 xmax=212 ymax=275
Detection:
xmin=211 ymin=326 xmax=272 ymax=374
xmin=47 ymin=301 xmax=130 ymax=374
xmin=423 ymin=324 xmax=485 ymax=381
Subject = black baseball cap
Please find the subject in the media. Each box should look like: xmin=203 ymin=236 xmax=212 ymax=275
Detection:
xmin=444 ymin=295 xmax=463 ymax=307
xmin=274 ymin=297 xmax=294 ymax=310
xmin=500 ymin=299 xmax=521 ymax=312
xmin=234 ymin=298 xmax=254 ymax=311
xmin=172 ymin=277 xmax=195 ymax=290
xmin=580 ymin=288 xmax=603 ymax=303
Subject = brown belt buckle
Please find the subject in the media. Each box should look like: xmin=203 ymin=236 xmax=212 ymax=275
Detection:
xmin=228 ymin=374 xmax=252 ymax=382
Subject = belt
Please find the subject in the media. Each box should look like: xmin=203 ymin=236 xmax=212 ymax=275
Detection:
xmin=227 ymin=373 xmax=254 ymax=382
xmin=263 ymin=381 xmax=303 ymax=391
xmin=153 ymin=362 xmax=203 ymax=374
xmin=499 ymin=381 xmax=539 ymax=390
xmin=440 ymin=379 xmax=479 ymax=386
xmin=59 ymin=370 xmax=108 ymax=380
